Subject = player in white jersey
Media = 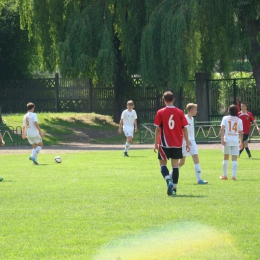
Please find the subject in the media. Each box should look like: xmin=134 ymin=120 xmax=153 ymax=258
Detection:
xmin=178 ymin=103 xmax=208 ymax=184
xmin=118 ymin=100 xmax=138 ymax=157
xmin=22 ymin=102 xmax=44 ymax=165
xmin=0 ymin=130 xmax=5 ymax=181
xmin=220 ymin=105 xmax=243 ymax=180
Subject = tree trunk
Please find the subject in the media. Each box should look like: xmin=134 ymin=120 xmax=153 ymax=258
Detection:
xmin=113 ymin=33 xmax=129 ymax=123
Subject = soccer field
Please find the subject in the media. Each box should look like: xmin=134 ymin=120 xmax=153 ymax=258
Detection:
xmin=0 ymin=149 xmax=260 ymax=260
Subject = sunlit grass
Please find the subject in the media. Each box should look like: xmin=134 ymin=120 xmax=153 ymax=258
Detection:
xmin=0 ymin=149 xmax=260 ymax=259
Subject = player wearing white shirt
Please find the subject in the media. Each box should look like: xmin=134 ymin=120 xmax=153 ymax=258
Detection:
xmin=178 ymin=103 xmax=208 ymax=184
xmin=118 ymin=100 xmax=138 ymax=157
xmin=22 ymin=102 xmax=44 ymax=165
xmin=220 ymin=105 xmax=243 ymax=180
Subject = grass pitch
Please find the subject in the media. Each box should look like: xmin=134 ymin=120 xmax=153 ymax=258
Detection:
xmin=0 ymin=149 xmax=260 ymax=259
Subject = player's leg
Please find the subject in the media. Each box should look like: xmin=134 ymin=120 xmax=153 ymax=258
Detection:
xmin=158 ymin=147 xmax=173 ymax=195
xmin=178 ymin=157 xmax=186 ymax=167
xmin=33 ymin=142 xmax=43 ymax=162
xmin=29 ymin=135 xmax=43 ymax=164
xmin=231 ymin=146 xmax=239 ymax=180
xmin=192 ymin=154 xmax=208 ymax=184
xmin=239 ymin=134 xmax=248 ymax=156
xmin=220 ymin=147 xmax=229 ymax=179
xmin=170 ymin=148 xmax=183 ymax=196
xmin=123 ymin=128 xmax=133 ymax=156
xmin=243 ymin=135 xmax=251 ymax=158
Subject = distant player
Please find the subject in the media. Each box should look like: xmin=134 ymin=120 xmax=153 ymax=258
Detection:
xmin=238 ymin=102 xmax=260 ymax=158
xmin=22 ymin=102 xmax=44 ymax=165
xmin=118 ymin=100 xmax=138 ymax=157
xmin=154 ymin=91 xmax=190 ymax=196
xmin=0 ymin=130 xmax=5 ymax=181
xmin=178 ymin=103 xmax=208 ymax=184
xmin=220 ymin=105 xmax=243 ymax=180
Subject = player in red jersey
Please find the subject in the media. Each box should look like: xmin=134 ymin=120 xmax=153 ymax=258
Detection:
xmin=238 ymin=102 xmax=260 ymax=158
xmin=154 ymin=91 xmax=190 ymax=196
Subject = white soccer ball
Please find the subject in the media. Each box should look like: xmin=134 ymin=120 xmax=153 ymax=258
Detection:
xmin=54 ymin=156 xmax=62 ymax=163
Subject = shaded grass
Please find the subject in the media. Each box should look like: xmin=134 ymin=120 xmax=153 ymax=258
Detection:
xmin=0 ymin=149 xmax=260 ymax=259
xmin=1 ymin=113 xmax=132 ymax=145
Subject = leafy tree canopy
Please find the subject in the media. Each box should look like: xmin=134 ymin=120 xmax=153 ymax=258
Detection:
xmin=0 ymin=1 xmax=38 ymax=79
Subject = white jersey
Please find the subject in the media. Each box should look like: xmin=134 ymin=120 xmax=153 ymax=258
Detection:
xmin=185 ymin=115 xmax=195 ymax=141
xmin=221 ymin=115 xmax=243 ymax=146
xmin=121 ymin=109 xmax=137 ymax=129
xmin=23 ymin=112 xmax=39 ymax=137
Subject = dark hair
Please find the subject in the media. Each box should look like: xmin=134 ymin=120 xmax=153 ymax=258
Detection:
xmin=163 ymin=91 xmax=174 ymax=102
xmin=27 ymin=102 xmax=35 ymax=110
xmin=241 ymin=102 xmax=248 ymax=107
xmin=229 ymin=105 xmax=238 ymax=116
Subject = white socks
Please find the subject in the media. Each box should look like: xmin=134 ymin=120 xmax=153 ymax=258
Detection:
xmin=194 ymin=163 xmax=202 ymax=181
xmin=32 ymin=146 xmax=42 ymax=160
xmin=222 ymin=160 xmax=238 ymax=178
xmin=232 ymin=161 xmax=238 ymax=178
xmin=124 ymin=142 xmax=130 ymax=152
xmin=222 ymin=160 xmax=228 ymax=177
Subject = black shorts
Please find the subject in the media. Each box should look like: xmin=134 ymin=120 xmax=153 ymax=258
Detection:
xmin=158 ymin=146 xmax=183 ymax=160
xmin=243 ymin=134 xmax=249 ymax=142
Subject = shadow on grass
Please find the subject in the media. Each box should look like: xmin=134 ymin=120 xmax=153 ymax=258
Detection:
xmin=174 ymin=194 xmax=207 ymax=198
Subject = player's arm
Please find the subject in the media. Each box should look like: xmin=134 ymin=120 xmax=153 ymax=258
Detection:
xmin=253 ymin=120 xmax=260 ymax=133
xmin=0 ymin=133 xmax=5 ymax=146
xmin=154 ymin=126 xmax=161 ymax=152
xmin=22 ymin=126 xmax=27 ymax=139
xmin=34 ymin=122 xmax=44 ymax=137
xmin=183 ymin=127 xmax=190 ymax=152
xmin=118 ymin=119 xmax=123 ymax=134
xmin=220 ymin=125 xmax=226 ymax=146
xmin=134 ymin=119 xmax=138 ymax=132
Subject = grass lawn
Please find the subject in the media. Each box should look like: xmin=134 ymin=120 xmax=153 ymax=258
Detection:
xmin=0 ymin=149 xmax=260 ymax=259
xmin=1 ymin=113 xmax=130 ymax=145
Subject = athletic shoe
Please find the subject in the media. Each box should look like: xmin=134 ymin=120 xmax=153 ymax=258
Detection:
xmin=232 ymin=177 xmax=236 ymax=180
xmin=124 ymin=152 xmax=129 ymax=157
xmin=29 ymin=156 xmax=38 ymax=165
xmin=248 ymin=154 xmax=252 ymax=158
xmin=219 ymin=175 xmax=228 ymax=180
xmin=167 ymin=181 xmax=173 ymax=196
xmin=0 ymin=177 xmax=3 ymax=182
xmin=172 ymin=188 xmax=177 ymax=196
xmin=198 ymin=180 xmax=208 ymax=184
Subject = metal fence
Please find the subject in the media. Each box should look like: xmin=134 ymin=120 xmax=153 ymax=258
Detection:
xmin=1 ymin=76 xmax=260 ymax=121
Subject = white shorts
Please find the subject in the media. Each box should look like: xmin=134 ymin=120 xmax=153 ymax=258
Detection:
xmin=27 ymin=135 xmax=42 ymax=145
xmin=182 ymin=140 xmax=198 ymax=156
xmin=222 ymin=146 xmax=239 ymax=156
xmin=123 ymin=127 xmax=134 ymax=138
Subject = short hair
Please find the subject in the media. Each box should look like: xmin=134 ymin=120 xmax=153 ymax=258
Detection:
xmin=241 ymin=102 xmax=248 ymax=107
xmin=228 ymin=105 xmax=238 ymax=116
xmin=127 ymin=100 xmax=134 ymax=106
xmin=27 ymin=102 xmax=35 ymax=110
xmin=186 ymin=103 xmax=197 ymax=112
xmin=163 ymin=91 xmax=174 ymax=102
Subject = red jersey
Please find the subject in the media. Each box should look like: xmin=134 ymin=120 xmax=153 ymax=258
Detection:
xmin=154 ymin=106 xmax=188 ymax=147
xmin=238 ymin=111 xmax=255 ymax=134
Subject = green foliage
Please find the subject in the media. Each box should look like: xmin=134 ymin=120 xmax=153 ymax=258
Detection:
xmin=0 ymin=1 xmax=38 ymax=79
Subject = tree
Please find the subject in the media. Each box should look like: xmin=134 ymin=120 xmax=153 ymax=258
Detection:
xmin=0 ymin=1 xmax=38 ymax=79
xmin=141 ymin=0 xmax=260 ymax=93
xmin=18 ymin=0 xmax=146 ymax=120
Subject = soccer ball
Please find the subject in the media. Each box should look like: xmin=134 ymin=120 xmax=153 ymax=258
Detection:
xmin=54 ymin=156 xmax=62 ymax=163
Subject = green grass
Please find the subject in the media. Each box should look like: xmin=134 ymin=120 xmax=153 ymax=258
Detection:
xmin=1 ymin=112 xmax=133 ymax=145
xmin=1 ymin=149 xmax=260 ymax=259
